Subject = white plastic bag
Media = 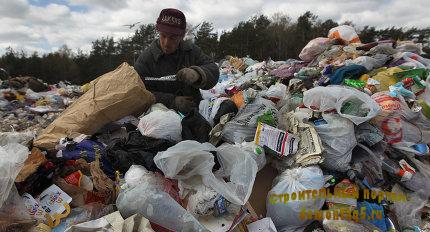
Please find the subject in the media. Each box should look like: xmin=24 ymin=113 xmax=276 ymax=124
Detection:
xmin=64 ymin=211 xmax=154 ymax=232
xmin=235 ymin=142 xmax=266 ymax=171
xmin=303 ymin=86 xmax=381 ymax=125
xmin=372 ymin=91 xmax=430 ymax=146
xmin=247 ymin=217 xmax=277 ymax=232
xmin=0 ymin=131 xmax=35 ymax=146
xmin=199 ymin=97 xmax=229 ymax=126
xmin=267 ymin=166 xmax=325 ymax=231
xmin=0 ymin=143 xmax=29 ymax=208
xmin=138 ymin=109 xmax=182 ymax=142
xmin=314 ymin=113 xmax=356 ymax=172
xmin=264 ymin=83 xmax=287 ymax=100
xmin=210 ymin=143 xmax=258 ymax=205
xmin=123 ymin=165 xmax=156 ymax=189
xmin=328 ymin=25 xmax=360 ymax=44
xmin=186 ymin=185 xmax=219 ymax=218
xmin=299 ymin=37 xmax=331 ymax=62
xmin=345 ymin=54 xmax=388 ymax=71
xmin=154 ymin=141 xmax=258 ymax=205
xmin=391 ymin=187 xmax=427 ymax=230
xmin=222 ymin=97 xmax=277 ymax=143
xmin=25 ymin=89 xmax=45 ymax=101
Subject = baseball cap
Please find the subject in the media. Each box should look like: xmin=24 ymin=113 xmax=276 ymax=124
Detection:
xmin=156 ymin=8 xmax=186 ymax=36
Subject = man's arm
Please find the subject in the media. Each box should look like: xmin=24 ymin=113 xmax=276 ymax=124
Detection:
xmin=134 ymin=52 xmax=151 ymax=78
xmin=134 ymin=52 xmax=176 ymax=108
xmin=188 ymin=45 xmax=219 ymax=90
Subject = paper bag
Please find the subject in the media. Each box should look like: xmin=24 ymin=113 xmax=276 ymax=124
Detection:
xmin=34 ymin=63 xmax=155 ymax=150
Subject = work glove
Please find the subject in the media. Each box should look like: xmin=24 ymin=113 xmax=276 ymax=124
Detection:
xmin=176 ymin=68 xmax=201 ymax=87
xmin=173 ymin=96 xmax=197 ymax=114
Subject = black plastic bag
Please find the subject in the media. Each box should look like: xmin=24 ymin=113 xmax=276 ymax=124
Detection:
xmin=105 ymin=131 xmax=175 ymax=173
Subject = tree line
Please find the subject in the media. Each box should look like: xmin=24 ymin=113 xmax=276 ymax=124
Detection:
xmin=1 ymin=11 xmax=429 ymax=85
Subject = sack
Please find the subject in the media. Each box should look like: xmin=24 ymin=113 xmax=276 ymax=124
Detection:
xmin=267 ymin=166 xmax=325 ymax=231
xmin=303 ymin=86 xmax=381 ymax=125
xmin=34 ymin=63 xmax=155 ymax=150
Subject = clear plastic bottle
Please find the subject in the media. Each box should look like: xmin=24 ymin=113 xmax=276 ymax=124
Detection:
xmin=117 ymin=184 xmax=209 ymax=232
xmin=118 ymin=166 xmax=209 ymax=231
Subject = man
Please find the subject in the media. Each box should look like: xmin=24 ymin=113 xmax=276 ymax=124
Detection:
xmin=134 ymin=8 xmax=219 ymax=113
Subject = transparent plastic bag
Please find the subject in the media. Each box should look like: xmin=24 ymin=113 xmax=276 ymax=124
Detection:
xmin=154 ymin=141 xmax=258 ymax=205
xmin=314 ymin=113 xmax=356 ymax=172
xmin=345 ymin=54 xmax=388 ymax=71
xmin=222 ymin=97 xmax=277 ymax=143
xmin=0 ymin=131 xmax=35 ymax=146
xmin=267 ymin=166 xmax=325 ymax=231
xmin=328 ymin=25 xmax=361 ymax=44
xmin=0 ymin=185 xmax=35 ymax=231
xmin=154 ymin=141 xmax=216 ymax=180
xmin=352 ymin=143 xmax=384 ymax=186
xmin=118 ymin=164 xmax=207 ymax=231
xmin=263 ymin=83 xmax=287 ymax=102
xmin=299 ymin=37 xmax=331 ymax=62
xmin=400 ymin=52 xmax=430 ymax=68
xmin=52 ymin=203 xmax=115 ymax=232
xmin=303 ymin=86 xmax=381 ymax=125
xmin=137 ymin=109 xmax=182 ymax=142
xmin=209 ymin=143 xmax=258 ymax=204
xmin=0 ymin=143 xmax=29 ymax=208
xmin=391 ymin=188 xmax=427 ymax=231
xmin=323 ymin=219 xmax=382 ymax=232
xmin=372 ymin=91 xmax=430 ymax=146
xmin=234 ymin=142 xmax=266 ymax=171
xmin=199 ymin=97 xmax=229 ymax=126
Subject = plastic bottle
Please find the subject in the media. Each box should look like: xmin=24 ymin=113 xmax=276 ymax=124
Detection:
xmin=380 ymin=156 xmax=411 ymax=179
xmin=119 ymin=165 xmax=208 ymax=231
xmin=79 ymin=175 xmax=93 ymax=192
xmin=117 ymin=184 xmax=209 ymax=232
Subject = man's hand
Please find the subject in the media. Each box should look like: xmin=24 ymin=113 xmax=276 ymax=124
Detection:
xmin=176 ymin=68 xmax=201 ymax=86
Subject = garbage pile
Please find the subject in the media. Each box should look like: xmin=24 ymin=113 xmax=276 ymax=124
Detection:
xmin=0 ymin=76 xmax=83 ymax=133
xmin=1 ymin=25 xmax=430 ymax=232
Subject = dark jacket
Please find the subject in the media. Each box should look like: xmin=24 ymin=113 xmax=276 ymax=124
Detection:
xmin=134 ymin=39 xmax=219 ymax=108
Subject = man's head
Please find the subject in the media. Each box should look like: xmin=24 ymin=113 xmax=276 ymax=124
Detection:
xmin=156 ymin=8 xmax=186 ymax=54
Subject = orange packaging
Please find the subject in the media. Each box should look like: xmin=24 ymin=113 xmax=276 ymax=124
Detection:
xmin=231 ymin=91 xmax=245 ymax=109
xmin=64 ymin=170 xmax=83 ymax=187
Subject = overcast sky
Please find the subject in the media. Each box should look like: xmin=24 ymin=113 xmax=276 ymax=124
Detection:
xmin=1 ymin=0 xmax=429 ymax=55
